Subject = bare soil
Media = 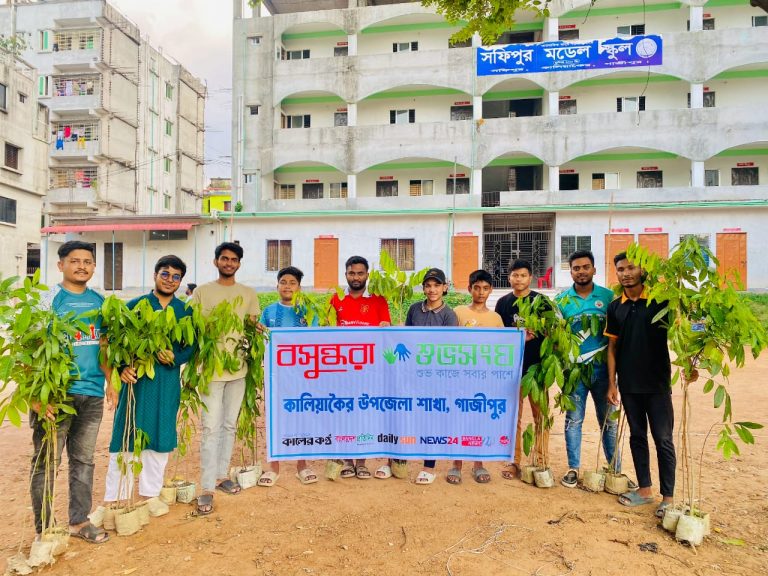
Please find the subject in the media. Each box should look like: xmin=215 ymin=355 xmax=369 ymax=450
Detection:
xmin=1 ymin=356 xmax=767 ymax=576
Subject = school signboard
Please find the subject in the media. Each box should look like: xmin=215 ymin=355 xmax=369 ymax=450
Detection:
xmin=265 ymin=327 xmax=525 ymax=461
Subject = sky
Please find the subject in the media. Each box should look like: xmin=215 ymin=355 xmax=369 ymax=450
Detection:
xmin=110 ymin=0 xmax=244 ymax=182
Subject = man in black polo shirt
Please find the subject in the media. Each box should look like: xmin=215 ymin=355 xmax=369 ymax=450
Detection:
xmin=606 ymin=251 xmax=681 ymax=517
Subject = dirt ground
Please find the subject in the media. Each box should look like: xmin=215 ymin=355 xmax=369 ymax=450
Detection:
xmin=1 ymin=356 xmax=767 ymax=576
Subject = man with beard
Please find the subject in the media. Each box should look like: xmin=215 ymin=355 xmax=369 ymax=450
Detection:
xmin=555 ymin=250 xmax=618 ymax=489
xmin=192 ymin=243 xmax=260 ymax=514
xmin=329 ymin=255 xmax=391 ymax=479
xmin=103 ymin=255 xmax=194 ymax=506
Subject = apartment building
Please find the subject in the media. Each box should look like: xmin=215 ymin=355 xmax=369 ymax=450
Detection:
xmin=0 ymin=0 xmax=206 ymax=224
xmin=225 ymin=0 xmax=768 ymax=291
xmin=0 ymin=48 xmax=49 ymax=279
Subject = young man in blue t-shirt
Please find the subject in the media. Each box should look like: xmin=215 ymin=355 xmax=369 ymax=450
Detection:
xmin=33 ymin=241 xmax=109 ymax=543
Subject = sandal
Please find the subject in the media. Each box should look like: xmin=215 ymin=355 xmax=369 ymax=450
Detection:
xmin=296 ymin=468 xmax=318 ymax=485
xmin=415 ymin=471 xmax=436 ymax=485
xmin=655 ymin=501 xmax=671 ymax=519
xmin=375 ymin=465 xmax=392 ymax=479
xmin=340 ymin=463 xmax=356 ymax=479
xmin=355 ymin=465 xmax=372 ymax=479
xmin=446 ymin=468 xmax=462 ymax=485
xmin=196 ymin=494 xmax=214 ymax=516
xmin=391 ymin=459 xmax=408 ymax=479
xmin=257 ymin=471 xmax=279 ymax=487
xmin=216 ymin=479 xmax=241 ymax=494
xmin=618 ymin=491 xmax=656 ymax=507
xmin=70 ymin=523 xmax=109 ymax=544
xmin=473 ymin=467 xmax=491 ymax=484
xmin=500 ymin=463 xmax=520 ymax=480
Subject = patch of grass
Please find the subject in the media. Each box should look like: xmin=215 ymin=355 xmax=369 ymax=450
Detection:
xmin=742 ymin=293 xmax=768 ymax=332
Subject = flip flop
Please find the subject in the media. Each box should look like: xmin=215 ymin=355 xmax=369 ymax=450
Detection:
xmin=340 ymin=464 xmax=356 ymax=479
xmin=257 ymin=471 xmax=279 ymax=487
xmin=473 ymin=467 xmax=491 ymax=484
xmin=375 ymin=465 xmax=392 ymax=479
xmin=355 ymin=465 xmax=372 ymax=479
xmin=500 ymin=463 xmax=520 ymax=480
xmin=296 ymin=468 xmax=318 ymax=485
xmin=70 ymin=523 xmax=109 ymax=544
xmin=415 ymin=471 xmax=436 ymax=485
xmin=196 ymin=494 xmax=214 ymax=516
xmin=216 ymin=479 xmax=241 ymax=494
xmin=655 ymin=501 xmax=671 ymax=519
xmin=618 ymin=491 xmax=656 ymax=507
xmin=446 ymin=468 xmax=462 ymax=485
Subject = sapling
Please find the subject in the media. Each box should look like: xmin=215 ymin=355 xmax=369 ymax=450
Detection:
xmin=368 ymin=249 xmax=428 ymax=325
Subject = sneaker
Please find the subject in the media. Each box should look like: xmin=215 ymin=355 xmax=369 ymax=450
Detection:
xmin=561 ymin=469 xmax=579 ymax=488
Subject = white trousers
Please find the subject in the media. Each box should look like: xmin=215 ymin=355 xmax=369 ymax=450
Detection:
xmin=104 ymin=450 xmax=169 ymax=501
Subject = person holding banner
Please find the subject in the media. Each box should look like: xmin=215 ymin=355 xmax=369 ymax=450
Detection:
xmin=449 ymin=269 xmax=504 ymax=484
xmin=329 ymin=255 xmax=391 ymax=480
xmin=404 ymin=268 xmax=459 ymax=485
xmin=258 ymin=266 xmax=319 ymax=486
xmin=495 ymin=259 xmax=552 ymax=481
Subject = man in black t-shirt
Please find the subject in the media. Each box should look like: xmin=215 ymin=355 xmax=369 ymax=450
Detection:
xmin=606 ymin=251 xmax=694 ymax=517
xmin=495 ymin=259 xmax=552 ymax=480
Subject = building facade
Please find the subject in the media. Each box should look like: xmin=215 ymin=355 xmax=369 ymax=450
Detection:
xmin=0 ymin=48 xmax=49 ymax=279
xmin=226 ymin=0 xmax=768 ymax=291
xmin=0 ymin=0 xmax=206 ymax=225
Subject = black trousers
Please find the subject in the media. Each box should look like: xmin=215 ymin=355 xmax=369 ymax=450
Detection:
xmin=621 ymin=391 xmax=676 ymax=497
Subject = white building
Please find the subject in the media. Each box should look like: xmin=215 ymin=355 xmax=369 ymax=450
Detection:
xmin=222 ymin=0 xmax=768 ymax=291
xmin=0 ymin=48 xmax=49 ymax=279
xmin=0 ymin=0 xmax=206 ymax=226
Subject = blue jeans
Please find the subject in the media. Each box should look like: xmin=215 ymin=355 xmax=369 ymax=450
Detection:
xmin=564 ymin=372 xmax=619 ymax=470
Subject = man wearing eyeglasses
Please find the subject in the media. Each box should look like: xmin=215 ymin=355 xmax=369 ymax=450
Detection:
xmin=102 ymin=255 xmax=194 ymax=508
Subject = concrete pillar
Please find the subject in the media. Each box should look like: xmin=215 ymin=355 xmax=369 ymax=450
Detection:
xmin=347 ymin=33 xmax=357 ymax=56
xmin=689 ymin=5 xmax=704 ymax=31
xmin=689 ymin=83 xmax=704 ymax=109
xmin=472 ymin=32 xmax=482 ymax=48
xmin=548 ymin=165 xmax=560 ymax=192
xmin=233 ymin=0 xmax=242 ymax=19
xmin=347 ymin=102 xmax=357 ymax=127
xmin=544 ymin=16 xmax=559 ymax=41
xmin=691 ymin=160 xmax=705 ymax=187
xmin=471 ymin=168 xmax=482 ymax=196
xmin=546 ymin=91 xmax=559 ymax=116
xmin=473 ymin=95 xmax=483 ymax=121
xmin=347 ymin=174 xmax=357 ymax=198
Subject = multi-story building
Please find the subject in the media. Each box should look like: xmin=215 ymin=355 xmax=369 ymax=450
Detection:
xmin=0 ymin=48 xmax=49 ymax=279
xmin=0 ymin=0 xmax=206 ymax=223
xmin=229 ymin=0 xmax=768 ymax=290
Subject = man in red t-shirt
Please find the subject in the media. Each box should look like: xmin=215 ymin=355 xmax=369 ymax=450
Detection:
xmin=330 ymin=255 xmax=391 ymax=479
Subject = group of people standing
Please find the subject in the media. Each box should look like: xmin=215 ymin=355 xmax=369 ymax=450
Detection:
xmin=28 ymin=238 xmax=683 ymax=545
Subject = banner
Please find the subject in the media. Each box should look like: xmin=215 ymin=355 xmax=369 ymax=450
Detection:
xmin=265 ymin=327 xmax=525 ymax=461
xmin=477 ymin=35 xmax=663 ymax=76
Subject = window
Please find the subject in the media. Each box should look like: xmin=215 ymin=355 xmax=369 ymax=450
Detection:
xmin=753 ymin=16 xmax=768 ymax=27
xmin=393 ymin=42 xmax=418 ymax=52
xmin=687 ymin=91 xmax=715 ymax=108
xmin=704 ymin=169 xmax=719 ymax=187
xmin=617 ymin=96 xmax=645 ymax=112
xmin=0 ymin=83 xmax=6 ymax=110
xmin=687 ymin=18 xmax=715 ymax=30
xmin=617 ymin=24 xmax=645 ymax=37
xmin=334 ymin=112 xmax=348 ymax=126
xmin=334 ymin=46 xmax=348 ymax=57
xmin=380 ymin=238 xmax=415 ymax=271
xmin=53 ymin=121 xmax=100 ymax=143
xmin=164 ymin=120 xmax=173 ymax=136
xmin=266 ymin=240 xmax=292 ymax=271
xmin=732 ymin=167 xmax=759 ymax=186
xmin=302 ymin=183 xmax=323 ymax=199
xmin=329 ymin=182 xmax=348 ymax=198
xmin=409 ymin=179 xmax=433 ymax=196
xmin=559 ymin=99 xmax=577 ymax=115
xmin=274 ymin=183 xmax=296 ymax=199
xmin=592 ymin=172 xmax=619 ymax=190
xmin=50 ymin=167 xmax=98 ymax=188
xmin=285 ymin=49 xmax=310 ymax=60
xmin=164 ymin=157 xmax=172 ymax=173
xmin=165 ymin=83 xmax=173 ymax=99
xmin=163 ymin=193 xmax=172 ymax=210
xmin=4 ymin=144 xmax=20 ymax=170
xmin=559 ymin=173 xmax=579 ymax=190
xmin=53 ymin=30 xmax=96 ymax=52
xmin=248 ymin=35 xmax=262 ymax=46
xmin=18 ymin=93 xmax=26 ymax=104
xmin=149 ymin=229 xmax=188 ymax=241
xmin=446 ymin=177 xmax=470 ymax=195
xmin=560 ymin=236 xmax=591 ymax=269
xmin=376 ymin=181 xmax=398 ymax=197
xmin=450 ymin=105 xmax=473 ymax=121
xmin=389 ymin=109 xmax=415 ymax=125
xmin=637 ymin=170 xmax=663 ymax=188
xmin=39 ymin=30 xmax=50 ymax=51
xmin=248 ymin=105 xmax=260 ymax=116
xmin=559 ymin=29 xmax=580 ymax=40
xmin=53 ymin=75 xmax=98 ymax=96
xmin=244 ymin=173 xmax=255 ymax=184
xmin=285 ymin=114 xmax=311 ymax=128
xmin=0 ymin=196 xmax=17 ymax=225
